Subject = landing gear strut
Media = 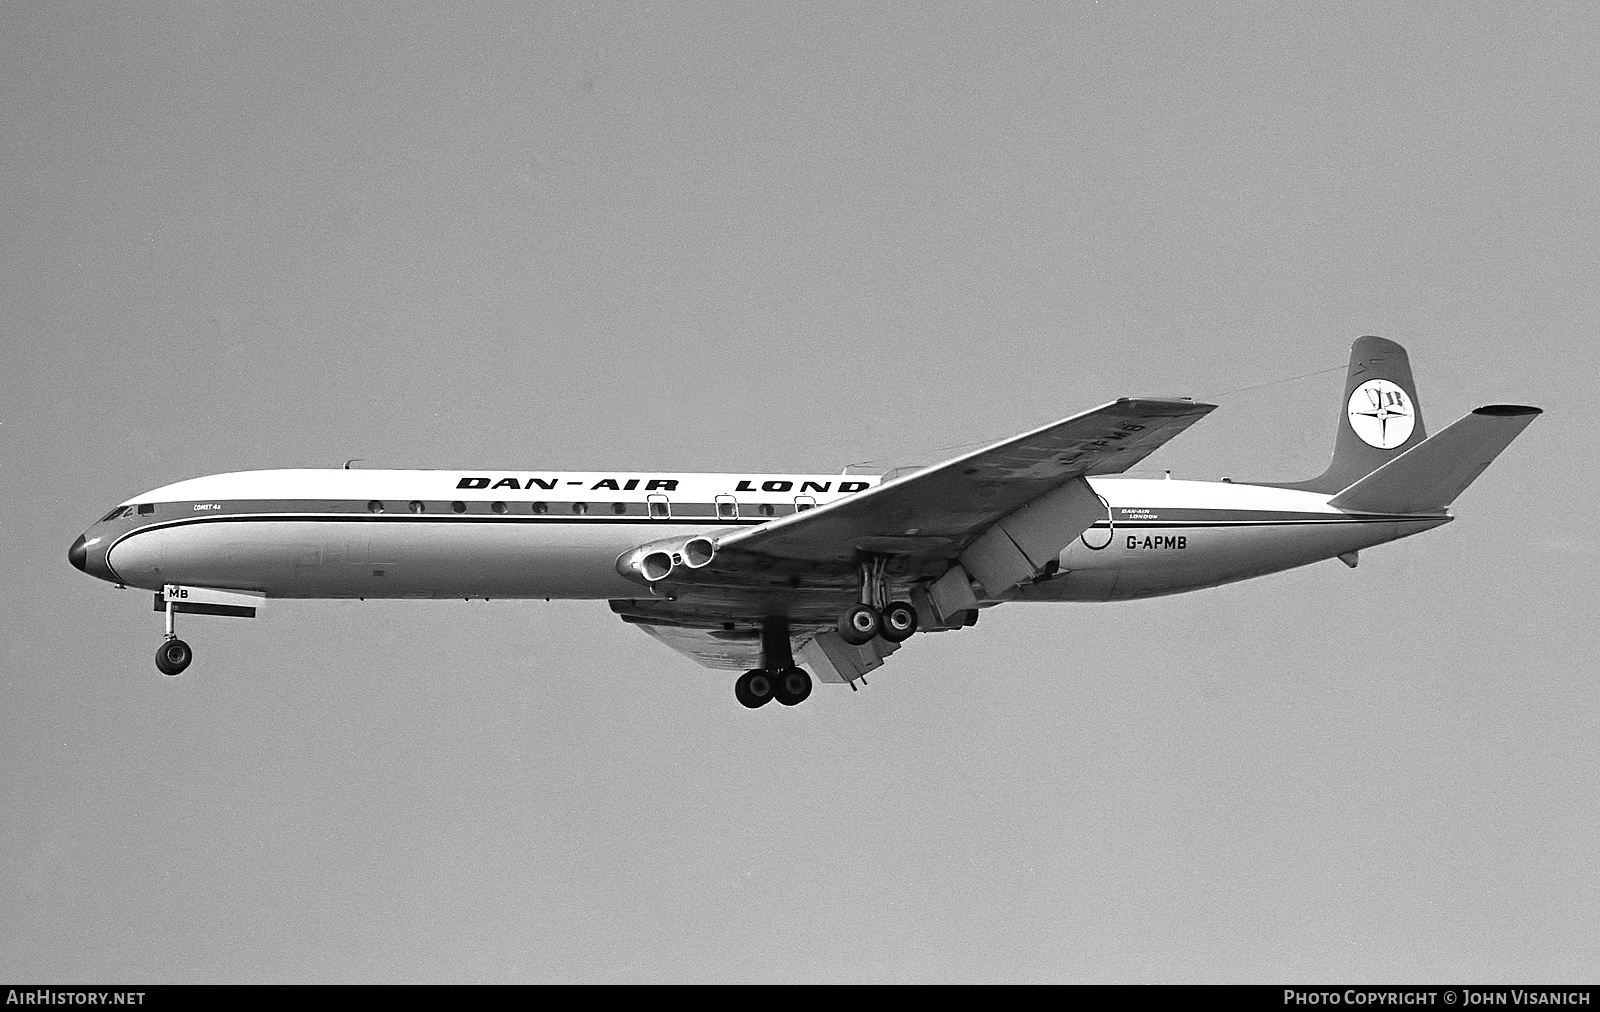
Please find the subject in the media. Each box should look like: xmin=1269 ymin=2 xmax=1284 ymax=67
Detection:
xmin=733 ymin=618 xmax=813 ymax=708
xmin=156 ymin=593 xmax=193 ymax=676
xmin=145 ymin=585 xmax=258 ymax=677
xmin=837 ymin=556 xmax=918 ymax=645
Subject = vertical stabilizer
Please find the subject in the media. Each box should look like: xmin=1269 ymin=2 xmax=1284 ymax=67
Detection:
xmin=1274 ymin=336 xmax=1428 ymax=493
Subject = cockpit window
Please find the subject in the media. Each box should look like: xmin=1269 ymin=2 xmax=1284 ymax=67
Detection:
xmin=137 ymin=504 xmax=154 ymax=515
xmin=101 ymin=507 xmax=125 ymax=522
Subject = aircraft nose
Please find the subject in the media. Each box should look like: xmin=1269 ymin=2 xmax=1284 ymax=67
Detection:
xmin=69 ymin=534 xmax=88 ymax=572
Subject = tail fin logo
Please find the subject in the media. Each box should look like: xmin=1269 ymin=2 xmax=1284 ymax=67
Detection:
xmin=1348 ymin=379 xmax=1415 ymax=449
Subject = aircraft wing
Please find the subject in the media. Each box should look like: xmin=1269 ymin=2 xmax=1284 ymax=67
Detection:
xmin=712 ymin=397 xmax=1215 ymax=566
xmin=609 ymin=397 xmax=1214 ymax=672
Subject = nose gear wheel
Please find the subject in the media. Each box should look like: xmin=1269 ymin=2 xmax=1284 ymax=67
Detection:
xmin=156 ymin=638 xmax=193 ymax=676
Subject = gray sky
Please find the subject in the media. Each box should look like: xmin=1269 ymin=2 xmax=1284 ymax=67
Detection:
xmin=3 ymin=1 xmax=1597 ymax=982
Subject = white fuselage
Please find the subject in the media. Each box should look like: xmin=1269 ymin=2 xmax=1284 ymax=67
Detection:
xmin=72 ymin=469 xmax=1448 ymax=604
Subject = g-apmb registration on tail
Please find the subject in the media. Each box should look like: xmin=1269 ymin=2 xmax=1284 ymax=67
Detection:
xmin=70 ymin=337 xmax=1540 ymax=708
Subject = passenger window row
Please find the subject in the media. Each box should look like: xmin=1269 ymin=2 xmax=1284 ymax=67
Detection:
xmin=102 ymin=495 xmax=823 ymax=525
xmin=360 ymin=496 xmax=821 ymax=519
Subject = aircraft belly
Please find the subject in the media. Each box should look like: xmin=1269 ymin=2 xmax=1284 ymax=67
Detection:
xmin=107 ymin=519 xmax=708 ymax=599
xmin=1015 ymin=518 xmax=1444 ymax=602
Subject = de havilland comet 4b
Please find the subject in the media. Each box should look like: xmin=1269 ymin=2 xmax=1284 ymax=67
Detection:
xmin=69 ymin=337 xmax=1539 ymax=708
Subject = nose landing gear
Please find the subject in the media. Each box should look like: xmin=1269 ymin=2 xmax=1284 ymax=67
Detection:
xmin=147 ymin=584 xmax=260 ymax=677
xmin=155 ymin=589 xmax=194 ymax=676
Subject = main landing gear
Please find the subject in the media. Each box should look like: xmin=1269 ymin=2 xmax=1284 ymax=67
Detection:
xmin=734 ymin=618 xmax=814 ymax=709
xmin=734 ymin=666 xmax=812 ymax=708
xmin=835 ymin=557 xmax=918 ymax=646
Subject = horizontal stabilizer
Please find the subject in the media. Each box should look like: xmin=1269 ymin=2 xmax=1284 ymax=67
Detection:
xmin=1328 ymin=405 xmax=1541 ymax=514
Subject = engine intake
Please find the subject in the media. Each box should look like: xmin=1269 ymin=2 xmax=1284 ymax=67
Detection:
xmin=617 ymin=536 xmax=718 ymax=584
xmin=638 ymin=550 xmax=674 ymax=583
xmin=681 ymin=537 xmax=715 ymax=569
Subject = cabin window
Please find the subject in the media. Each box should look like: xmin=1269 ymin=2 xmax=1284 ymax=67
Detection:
xmin=647 ymin=494 xmax=671 ymax=519
xmin=531 ymin=501 xmax=548 ymax=514
xmin=409 ymin=500 xmax=425 ymax=513
xmin=451 ymin=501 xmax=466 ymax=513
xmin=572 ymin=502 xmax=589 ymax=515
xmin=794 ymin=495 xmax=816 ymax=512
xmin=612 ymin=502 xmax=627 ymax=515
xmin=491 ymin=501 xmax=507 ymax=515
xmin=368 ymin=500 xmax=384 ymax=514
xmin=759 ymin=503 xmax=775 ymax=517
xmin=715 ymin=495 xmax=738 ymax=520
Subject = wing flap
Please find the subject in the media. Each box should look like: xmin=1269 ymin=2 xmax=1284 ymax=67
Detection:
xmin=797 ymin=632 xmax=900 ymax=683
xmin=631 ymin=623 xmax=763 ymax=671
xmin=611 ymin=602 xmax=901 ymax=679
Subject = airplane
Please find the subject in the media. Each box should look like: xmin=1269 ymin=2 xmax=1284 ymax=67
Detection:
xmin=68 ymin=337 xmax=1539 ymax=708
